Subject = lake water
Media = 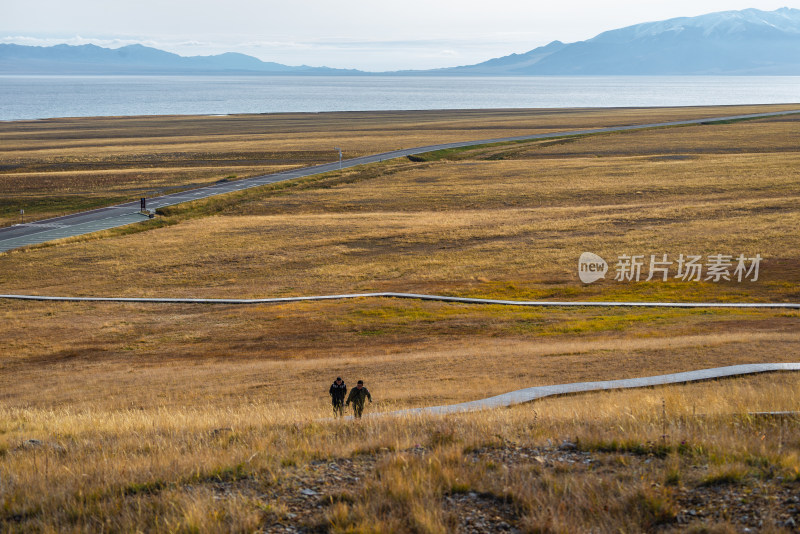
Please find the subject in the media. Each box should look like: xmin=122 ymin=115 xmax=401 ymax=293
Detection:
xmin=1 ymin=75 xmax=799 ymax=121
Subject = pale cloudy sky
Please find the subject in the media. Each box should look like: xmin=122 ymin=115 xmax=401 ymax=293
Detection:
xmin=2 ymin=0 xmax=797 ymax=70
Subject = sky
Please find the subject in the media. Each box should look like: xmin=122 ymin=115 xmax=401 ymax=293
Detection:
xmin=3 ymin=1 xmax=798 ymax=71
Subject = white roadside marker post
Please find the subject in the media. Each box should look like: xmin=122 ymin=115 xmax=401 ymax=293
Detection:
xmin=334 ymin=147 xmax=342 ymax=170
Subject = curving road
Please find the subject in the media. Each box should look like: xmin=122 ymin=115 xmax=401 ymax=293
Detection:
xmin=1 ymin=108 xmax=798 ymax=253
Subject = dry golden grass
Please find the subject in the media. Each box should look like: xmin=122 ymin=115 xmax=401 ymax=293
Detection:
xmin=1 ymin=110 xmax=798 ymax=407
xmin=1 ymin=104 xmax=797 ymax=225
xmin=1 ymin=373 xmax=799 ymax=532
xmin=2 ymin=116 xmax=798 ymax=304
xmin=1 ymin=296 xmax=798 ymax=411
xmin=1 ymin=107 xmax=799 ymax=531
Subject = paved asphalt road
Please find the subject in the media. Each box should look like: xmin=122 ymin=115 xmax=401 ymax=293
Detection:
xmin=1 ymin=109 xmax=798 ymax=253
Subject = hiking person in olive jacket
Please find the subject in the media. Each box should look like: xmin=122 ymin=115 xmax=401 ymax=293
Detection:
xmin=346 ymin=380 xmax=372 ymax=419
xmin=329 ymin=377 xmax=347 ymax=417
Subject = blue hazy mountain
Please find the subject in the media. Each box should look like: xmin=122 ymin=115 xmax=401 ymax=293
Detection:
xmin=2 ymin=7 xmax=799 ymax=75
xmin=0 ymin=43 xmax=361 ymax=75
xmin=436 ymin=7 xmax=800 ymax=75
xmin=424 ymin=40 xmax=569 ymax=75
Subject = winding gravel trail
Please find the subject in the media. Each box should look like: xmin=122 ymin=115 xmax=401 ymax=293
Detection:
xmin=1 ymin=292 xmax=798 ymax=308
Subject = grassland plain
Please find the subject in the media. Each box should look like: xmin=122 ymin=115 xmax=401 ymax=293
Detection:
xmin=0 ymin=104 xmax=798 ymax=226
xmin=1 ymin=106 xmax=799 ymax=532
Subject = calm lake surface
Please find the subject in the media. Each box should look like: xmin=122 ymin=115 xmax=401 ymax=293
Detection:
xmin=1 ymin=75 xmax=799 ymax=121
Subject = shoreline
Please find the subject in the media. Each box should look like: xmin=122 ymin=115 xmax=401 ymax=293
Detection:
xmin=2 ymin=101 xmax=800 ymax=123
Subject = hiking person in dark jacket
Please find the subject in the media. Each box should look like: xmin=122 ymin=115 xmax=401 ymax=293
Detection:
xmin=346 ymin=380 xmax=372 ymax=419
xmin=329 ymin=377 xmax=347 ymax=417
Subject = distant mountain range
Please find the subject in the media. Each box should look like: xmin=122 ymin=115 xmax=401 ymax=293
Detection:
xmin=431 ymin=7 xmax=800 ymax=75
xmin=0 ymin=43 xmax=361 ymax=75
xmin=2 ymin=7 xmax=799 ymax=76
